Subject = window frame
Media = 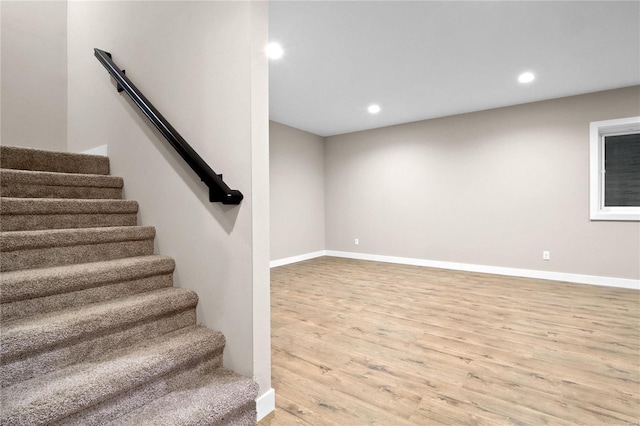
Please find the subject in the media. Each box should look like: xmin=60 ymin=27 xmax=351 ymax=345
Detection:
xmin=589 ymin=116 xmax=640 ymax=221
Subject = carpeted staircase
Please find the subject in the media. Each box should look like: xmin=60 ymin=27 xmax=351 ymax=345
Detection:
xmin=0 ymin=145 xmax=259 ymax=425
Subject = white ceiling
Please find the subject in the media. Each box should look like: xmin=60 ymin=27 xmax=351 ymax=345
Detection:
xmin=268 ymin=1 xmax=640 ymax=137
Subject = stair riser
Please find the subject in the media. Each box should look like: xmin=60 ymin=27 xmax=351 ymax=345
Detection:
xmin=0 ymin=146 xmax=110 ymax=175
xmin=0 ymin=310 xmax=197 ymax=388
xmin=2 ymin=273 xmax=173 ymax=322
xmin=58 ymin=355 xmax=223 ymax=426
xmin=0 ymin=240 xmax=154 ymax=271
xmin=1 ymin=184 xmax=122 ymax=199
xmin=0 ymin=213 xmax=137 ymax=232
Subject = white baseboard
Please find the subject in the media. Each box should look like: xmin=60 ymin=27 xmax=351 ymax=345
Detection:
xmin=313 ymin=250 xmax=638 ymax=290
xmin=270 ymin=250 xmax=325 ymax=268
xmin=256 ymin=387 xmax=275 ymax=421
xmin=81 ymin=144 xmax=108 ymax=157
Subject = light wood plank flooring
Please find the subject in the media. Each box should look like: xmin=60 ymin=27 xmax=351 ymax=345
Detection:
xmin=260 ymin=256 xmax=639 ymax=426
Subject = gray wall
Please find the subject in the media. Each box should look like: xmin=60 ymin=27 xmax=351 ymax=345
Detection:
xmin=67 ymin=1 xmax=271 ymax=397
xmin=1 ymin=1 xmax=67 ymax=150
xmin=270 ymin=121 xmax=325 ymax=260
xmin=325 ymin=87 xmax=640 ymax=280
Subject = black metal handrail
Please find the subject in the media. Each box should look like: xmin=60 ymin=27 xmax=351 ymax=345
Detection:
xmin=94 ymin=48 xmax=243 ymax=205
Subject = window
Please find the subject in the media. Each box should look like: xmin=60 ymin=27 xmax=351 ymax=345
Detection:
xmin=590 ymin=116 xmax=640 ymax=221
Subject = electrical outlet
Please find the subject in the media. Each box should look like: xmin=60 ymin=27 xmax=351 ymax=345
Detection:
xmin=543 ymin=251 xmax=551 ymax=260
xmin=354 ymin=238 xmax=359 ymax=246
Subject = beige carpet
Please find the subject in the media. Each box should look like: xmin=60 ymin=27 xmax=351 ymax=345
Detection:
xmin=0 ymin=145 xmax=258 ymax=425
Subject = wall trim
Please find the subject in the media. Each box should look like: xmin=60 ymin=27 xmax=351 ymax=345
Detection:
xmin=81 ymin=144 xmax=108 ymax=157
xmin=272 ymin=250 xmax=639 ymax=290
xmin=270 ymin=250 xmax=325 ymax=268
xmin=256 ymin=387 xmax=275 ymax=421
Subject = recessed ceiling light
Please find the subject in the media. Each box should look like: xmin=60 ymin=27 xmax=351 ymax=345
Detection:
xmin=266 ymin=43 xmax=283 ymax=60
xmin=518 ymin=72 xmax=535 ymax=84
xmin=368 ymin=104 xmax=381 ymax=114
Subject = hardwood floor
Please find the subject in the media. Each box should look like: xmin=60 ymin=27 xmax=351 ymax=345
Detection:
xmin=260 ymin=256 xmax=639 ymax=426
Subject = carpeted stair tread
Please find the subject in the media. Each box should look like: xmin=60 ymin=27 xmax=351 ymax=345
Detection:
xmin=0 ymin=325 xmax=225 ymax=426
xmin=1 ymin=255 xmax=174 ymax=303
xmin=0 ymin=197 xmax=139 ymax=231
xmin=1 ymin=226 xmax=155 ymax=251
xmin=0 ymin=145 xmax=110 ymax=175
xmin=0 ymin=169 xmax=123 ymax=189
xmin=1 ymin=287 xmax=198 ymax=360
xmin=0 ymin=226 xmax=156 ymax=271
xmin=108 ymin=368 xmax=259 ymax=426
xmin=0 ymin=197 xmax=138 ymax=215
xmin=55 ymin=352 xmax=224 ymax=426
xmin=0 ymin=311 xmax=196 ymax=389
xmin=0 ymin=169 xmax=123 ymax=199
xmin=1 ymin=255 xmax=175 ymax=321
